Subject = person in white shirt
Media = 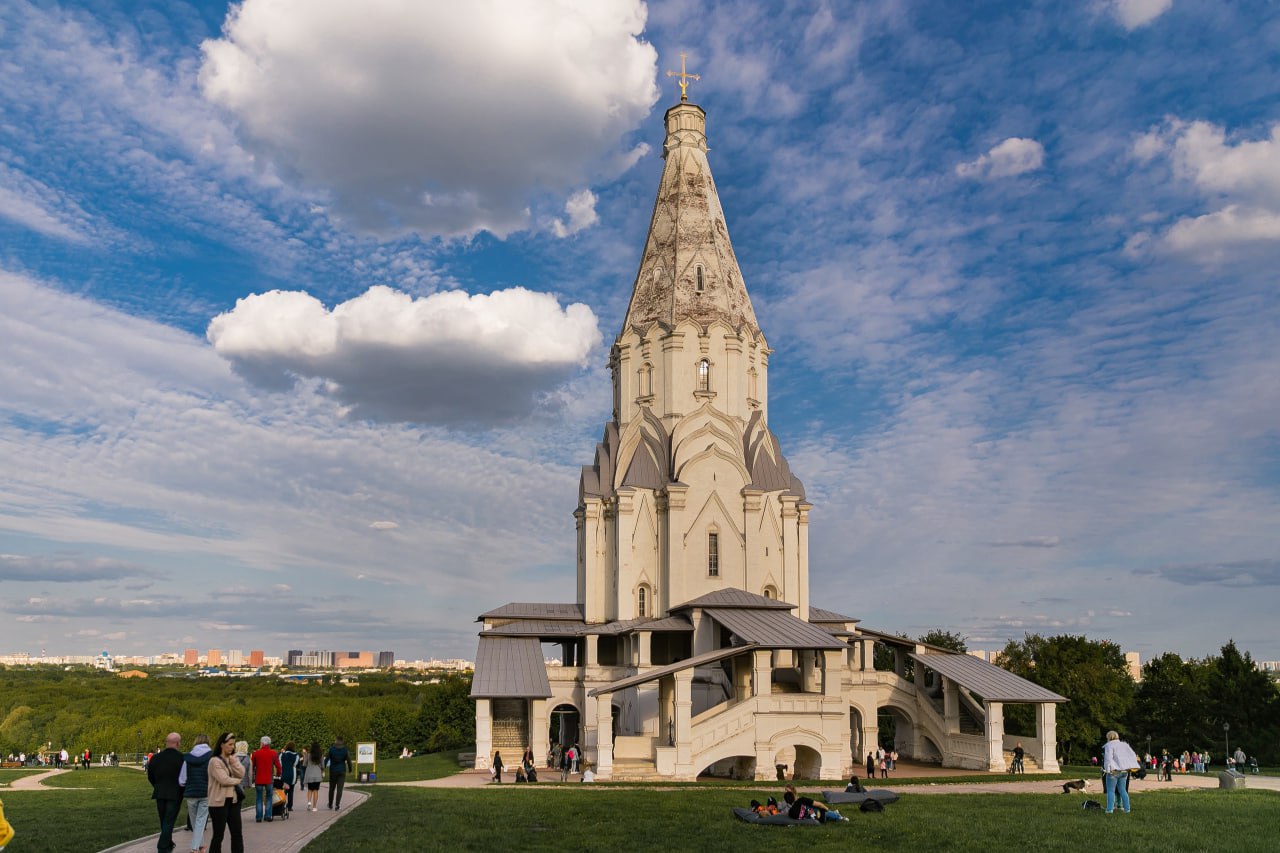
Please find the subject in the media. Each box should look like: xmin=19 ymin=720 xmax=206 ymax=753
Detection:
xmin=1102 ymin=731 xmax=1140 ymax=814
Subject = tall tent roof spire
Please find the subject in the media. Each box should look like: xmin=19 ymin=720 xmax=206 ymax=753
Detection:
xmin=619 ymin=96 xmax=760 ymax=338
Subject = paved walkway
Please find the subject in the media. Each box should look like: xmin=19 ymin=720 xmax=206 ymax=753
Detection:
xmin=4 ymin=768 xmax=77 ymax=790
xmin=101 ymin=791 xmax=367 ymax=853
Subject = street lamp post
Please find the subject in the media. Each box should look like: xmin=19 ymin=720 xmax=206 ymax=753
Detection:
xmin=1223 ymin=722 xmax=1230 ymax=765
xmin=1146 ymin=735 xmax=1152 ymax=761
xmin=136 ymin=730 xmax=142 ymax=766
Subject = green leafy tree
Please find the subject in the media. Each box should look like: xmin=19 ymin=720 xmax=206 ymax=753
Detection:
xmin=1127 ymin=652 xmax=1213 ymax=756
xmin=1206 ymin=641 xmax=1280 ymax=763
xmin=919 ymin=630 xmax=968 ymax=653
xmin=413 ymin=674 xmax=475 ymax=752
xmin=996 ymin=634 xmax=1134 ymax=763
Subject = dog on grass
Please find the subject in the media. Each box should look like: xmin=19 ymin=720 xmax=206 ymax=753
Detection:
xmin=1061 ymin=779 xmax=1091 ymax=794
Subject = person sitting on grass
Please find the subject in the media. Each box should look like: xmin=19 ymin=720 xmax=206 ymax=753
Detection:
xmin=845 ymin=774 xmax=864 ymax=793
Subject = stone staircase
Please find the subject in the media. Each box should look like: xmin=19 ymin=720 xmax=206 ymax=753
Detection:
xmin=1002 ymin=750 xmax=1042 ymax=772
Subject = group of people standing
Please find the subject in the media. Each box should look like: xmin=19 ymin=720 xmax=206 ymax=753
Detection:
xmin=146 ymin=732 xmax=354 ymax=853
xmin=864 ymin=746 xmax=897 ymax=779
xmin=1138 ymin=746 xmax=1258 ymax=780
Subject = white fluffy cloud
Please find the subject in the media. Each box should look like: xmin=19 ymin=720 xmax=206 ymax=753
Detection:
xmin=207 ymin=285 xmax=602 ymax=425
xmin=549 ymin=189 xmax=600 ymax=238
xmin=1106 ymin=0 xmax=1173 ymax=30
xmin=1134 ymin=120 xmax=1280 ymax=258
xmin=955 ymin=137 xmax=1045 ymax=179
xmin=1 ymin=271 xmax=595 ymax=656
xmin=198 ymin=0 xmax=658 ymax=239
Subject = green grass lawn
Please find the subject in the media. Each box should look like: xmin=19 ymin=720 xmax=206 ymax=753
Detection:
xmin=0 ymin=769 xmax=44 ymax=786
xmin=0 ymin=768 xmax=156 ymax=852
xmin=351 ymin=751 xmax=461 ymax=783
xmin=301 ymin=786 xmax=1278 ymax=853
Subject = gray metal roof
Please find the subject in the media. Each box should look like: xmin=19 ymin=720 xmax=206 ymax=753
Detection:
xmin=707 ymin=607 xmax=847 ymax=650
xmin=808 ymin=606 xmax=858 ymax=623
xmin=478 ymin=602 xmax=585 ymax=621
xmin=674 ymin=588 xmax=795 ymax=611
xmin=480 ymin=619 xmax=586 ymax=637
xmin=588 ymin=645 xmax=756 ymax=697
xmin=584 ymin=615 xmax=694 ymax=636
xmin=910 ymin=653 xmax=1067 ymax=703
xmin=470 ymin=637 xmax=553 ymax=699
xmin=641 ymin=615 xmax=696 ymax=632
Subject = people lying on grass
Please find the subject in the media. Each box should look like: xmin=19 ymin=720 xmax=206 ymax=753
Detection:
xmin=783 ymin=785 xmax=845 ymax=822
xmin=750 ymin=796 xmax=782 ymax=816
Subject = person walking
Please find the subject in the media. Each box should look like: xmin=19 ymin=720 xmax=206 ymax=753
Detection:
xmin=278 ymin=741 xmax=300 ymax=813
xmin=180 ymin=734 xmax=214 ymax=853
xmin=249 ymin=736 xmax=281 ymax=823
xmin=325 ymin=737 xmax=352 ymax=810
xmin=303 ymin=742 xmax=323 ymax=812
xmin=1102 ymin=731 xmax=1140 ymax=813
xmin=147 ymin=732 xmax=184 ymax=853
xmin=1012 ymin=742 xmax=1025 ymax=773
xmin=207 ymin=733 xmax=245 ymax=853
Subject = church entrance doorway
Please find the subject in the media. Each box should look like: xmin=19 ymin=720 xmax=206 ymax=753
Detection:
xmin=549 ymin=704 xmax=580 ymax=756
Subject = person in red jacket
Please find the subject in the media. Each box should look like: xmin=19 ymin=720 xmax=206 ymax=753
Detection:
xmin=249 ymin=736 xmax=282 ymax=823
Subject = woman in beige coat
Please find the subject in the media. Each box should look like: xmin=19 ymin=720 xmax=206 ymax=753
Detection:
xmin=207 ymin=732 xmax=246 ymax=853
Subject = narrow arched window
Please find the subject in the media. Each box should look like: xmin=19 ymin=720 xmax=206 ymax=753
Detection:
xmin=638 ymin=586 xmax=647 ymax=617
xmin=748 ymin=367 xmax=758 ymax=400
xmin=639 ymin=363 xmax=653 ymax=397
xmin=695 ymin=265 xmax=705 ymax=292
xmin=653 ymin=267 xmax=662 ymax=284
xmin=697 ymin=359 xmax=710 ymax=392
xmin=707 ymin=532 xmax=720 ymax=577
xmin=763 ymin=586 xmax=776 ymax=600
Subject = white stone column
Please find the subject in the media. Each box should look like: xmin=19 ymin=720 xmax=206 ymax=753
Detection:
xmin=861 ymin=724 xmax=879 ymax=772
xmin=531 ymin=698 xmax=548 ymax=767
xmin=638 ymin=632 xmax=652 ymax=667
xmin=985 ymin=701 xmax=1005 ymax=771
xmin=674 ymin=669 xmax=694 ymax=779
xmin=943 ymin=678 xmax=960 ymax=735
xmin=584 ymin=634 xmax=599 ymax=668
xmin=474 ymin=699 xmax=493 ymax=770
xmin=822 ymin=650 xmax=842 ymax=698
xmin=1036 ymin=703 xmax=1060 ymax=772
xmin=753 ymin=649 xmax=772 ymax=698
xmin=595 ymin=693 xmax=614 ymax=780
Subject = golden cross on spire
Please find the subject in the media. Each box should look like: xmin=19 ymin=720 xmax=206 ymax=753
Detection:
xmin=666 ymin=52 xmax=700 ymax=102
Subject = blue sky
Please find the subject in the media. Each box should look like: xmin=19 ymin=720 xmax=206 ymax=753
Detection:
xmin=2 ymin=0 xmax=1278 ymax=664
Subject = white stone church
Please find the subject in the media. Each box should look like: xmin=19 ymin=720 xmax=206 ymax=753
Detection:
xmin=472 ymin=93 xmax=1065 ymax=781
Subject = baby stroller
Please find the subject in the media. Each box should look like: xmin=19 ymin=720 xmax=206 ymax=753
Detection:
xmin=271 ymin=778 xmax=290 ymax=820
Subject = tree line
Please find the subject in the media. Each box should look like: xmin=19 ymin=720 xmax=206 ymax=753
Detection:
xmin=0 ymin=668 xmax=474 ymax=759
xmin=921 ymin=631 xmax=1279 ymax=765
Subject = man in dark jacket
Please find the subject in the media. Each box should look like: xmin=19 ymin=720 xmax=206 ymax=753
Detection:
xmin=147 ymin=732 xmax=184 ymax=853
xmin=325 ymin=737 xmax=353 ymax=810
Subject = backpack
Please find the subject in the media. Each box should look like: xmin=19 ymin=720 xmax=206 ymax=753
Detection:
xmin=1081 ymin=799 xmax=1103 ymax=811
xmin=860 ymin=799 xmax=884 ymax=813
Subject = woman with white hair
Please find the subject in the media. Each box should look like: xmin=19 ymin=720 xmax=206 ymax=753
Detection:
xmin=1102 ymin=730 xmax=1140 ymax=813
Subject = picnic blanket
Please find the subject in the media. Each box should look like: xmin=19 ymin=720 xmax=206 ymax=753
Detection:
xmin=821 ymin=788 xmax=900 ymax=806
